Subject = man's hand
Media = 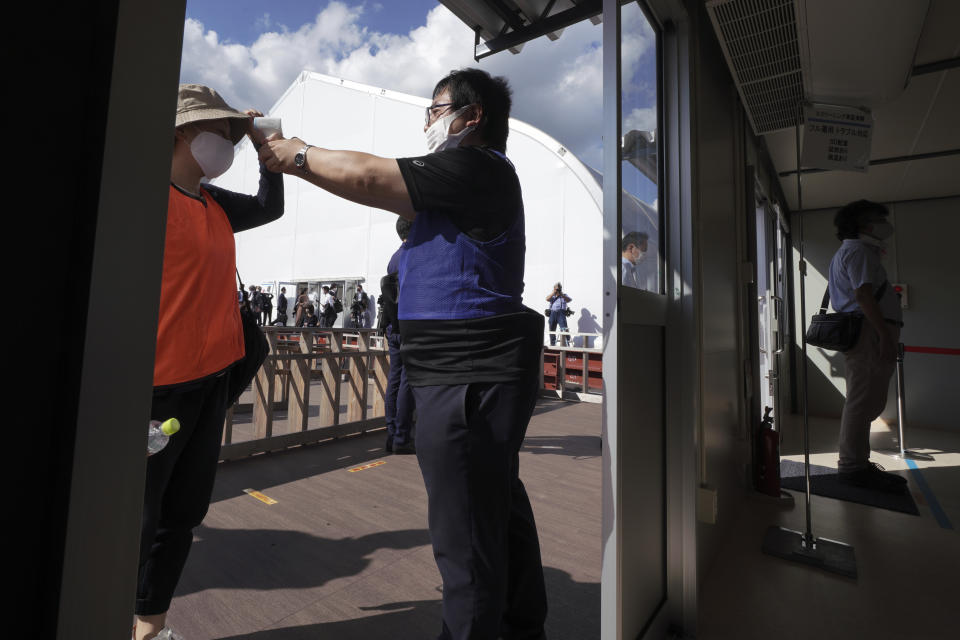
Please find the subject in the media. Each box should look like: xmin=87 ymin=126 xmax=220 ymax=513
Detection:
xmin=258 ymin=137 xmax=305 ymax=174
xmin=256 ymin=138 xmax=416 ymax=217
xmin=879 ymin=327 xmax=898 ymax=363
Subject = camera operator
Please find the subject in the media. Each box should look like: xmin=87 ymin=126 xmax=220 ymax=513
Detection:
xmin=546 ymin=282 xmax=572 ymax=347
xmin=259 ymin=67 xmax=547 ymax=640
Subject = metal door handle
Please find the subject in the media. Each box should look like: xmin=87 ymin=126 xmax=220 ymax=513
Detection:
xmin=772 ymin=295 xmax=785 ymax=354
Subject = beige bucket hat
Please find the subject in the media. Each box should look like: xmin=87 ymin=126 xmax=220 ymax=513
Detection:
xmin=175 ymin=84 xmax=249 ymax=144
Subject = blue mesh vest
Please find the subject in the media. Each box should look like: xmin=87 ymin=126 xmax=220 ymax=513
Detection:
xmin=397 ymin=160 xmax=525 ymax=320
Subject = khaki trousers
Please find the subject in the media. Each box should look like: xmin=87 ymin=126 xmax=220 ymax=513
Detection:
xmin=838 ymin=322 xmax=899 ymax=472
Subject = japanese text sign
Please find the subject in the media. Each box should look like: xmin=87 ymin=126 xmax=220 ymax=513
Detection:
xmin=801 ymin=104 xmax=873 ymax=172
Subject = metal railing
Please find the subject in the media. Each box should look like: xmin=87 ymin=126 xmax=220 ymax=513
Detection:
xmin=222 ymin=327 xmax=388 ymax=461
xmin=542 ymin=332 xmax=603 ymax=402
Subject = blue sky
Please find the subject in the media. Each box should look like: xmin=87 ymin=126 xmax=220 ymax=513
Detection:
xmin=180 ymin=0 xmax=659 ymax=202
xmin=186 ymin=0 xmax=440 ymax=47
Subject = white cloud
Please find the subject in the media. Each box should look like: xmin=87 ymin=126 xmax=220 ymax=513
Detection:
xmin=624 ymin=107 xmax=657 ymax=133
xmin=253 ymin=13 xmax=272 ymax=32
xmin=180 ymin=2 xmax=657 ymax=170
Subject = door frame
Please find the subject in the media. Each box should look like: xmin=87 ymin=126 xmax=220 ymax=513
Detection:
xmin=600 ymin=0 xmax=698 ymax=637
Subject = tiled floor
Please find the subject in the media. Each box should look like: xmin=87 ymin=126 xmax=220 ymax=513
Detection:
xmin=698 ymin=414 xmax=960 ymax=640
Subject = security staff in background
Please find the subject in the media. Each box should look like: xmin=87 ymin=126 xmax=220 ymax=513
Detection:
xmin=828 ymin=200 xmax=906 ymax=492
xmin=260 ymin=67 xmax=548 ymax=640
xmin=318 ymin=285 xmax=335 ymax=327
xmin=351 ymin=283 xmax=370 ymax=328
xmin=276 ymin=286 xmax=288 ymax=325
xmin=381 ymin=217 xmax=416 ymax=455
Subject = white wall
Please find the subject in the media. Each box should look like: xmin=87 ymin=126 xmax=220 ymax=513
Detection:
xmin=792 ymin=196 xmax=960 ymax=431
xmin=213 ymin=72 xmax=608 ymax=337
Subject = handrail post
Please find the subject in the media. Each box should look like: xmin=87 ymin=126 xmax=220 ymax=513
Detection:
xmin=288 ymin=328 xmax=313 ymax=432
xmin=370 ymin=332 xmax=389 ymax=418
xmin=320 ymin=329 xmax=341 ymax=427
xmin=223 ymin=405 xmax=234 ymax=445
xmin=346 ymin=330 xmax=368 ymax=425
xmin=252 ymin=329 xmax=277 ymax=439
xmin=887 ymin=342 xmax=935 ymax=461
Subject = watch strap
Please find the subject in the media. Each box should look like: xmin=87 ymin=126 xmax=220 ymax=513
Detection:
xmin=295 ymin=144 xmax=314 ymax=171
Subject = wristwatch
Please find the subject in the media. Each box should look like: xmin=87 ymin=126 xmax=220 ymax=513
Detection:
xmin=294 ymin=144 xmax=314 ymax=172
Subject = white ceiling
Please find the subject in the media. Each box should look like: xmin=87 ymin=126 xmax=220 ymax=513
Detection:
xmin=766 ymin=0 xmax=960 ymax=211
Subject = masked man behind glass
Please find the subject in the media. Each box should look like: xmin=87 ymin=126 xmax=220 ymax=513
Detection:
xmin=827 ymin=199 xmax=906 ymax=493
xmin=621 ymin=230 xmax=648 ymax=289
xmin=259 ymin=68 xmax=547 ymax=640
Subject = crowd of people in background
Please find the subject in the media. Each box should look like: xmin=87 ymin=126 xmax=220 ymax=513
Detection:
xmin=237 ymin=281 xmax=381 ymax=330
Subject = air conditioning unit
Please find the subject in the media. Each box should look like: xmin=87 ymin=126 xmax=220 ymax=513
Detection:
xmin=706 ymin=0 xmax=930 ymax=136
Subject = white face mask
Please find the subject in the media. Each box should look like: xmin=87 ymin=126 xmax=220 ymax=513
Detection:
xmin=858 ymin=233 xmax=886 ymax=251
xmin=425 ymin=105 xmax=475 ymax=153
xmin=190 ymin=131 xmax=235 ymax=178
xmin=867 ymin=220 xmax=894 ymax=240
xmin=635 ymin=248 xmax=648 ymax=264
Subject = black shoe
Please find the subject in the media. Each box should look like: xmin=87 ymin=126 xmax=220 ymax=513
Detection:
xmin=385 ymin=434 xmax=393 ymax=453
xmin=838 ymin=463 xmax=907 ymax=492
xmin=393 ymin=441 xmax=416 ymax=455
xmin=868 ymin=461 xmax=907 ymax=484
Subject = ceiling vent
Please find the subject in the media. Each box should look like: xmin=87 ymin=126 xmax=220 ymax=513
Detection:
xmin=706 ymin=0 xmax=805 ymax=135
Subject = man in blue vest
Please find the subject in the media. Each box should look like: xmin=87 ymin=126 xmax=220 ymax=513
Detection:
xmin=260 ymin=68 xmax=548 ymax=640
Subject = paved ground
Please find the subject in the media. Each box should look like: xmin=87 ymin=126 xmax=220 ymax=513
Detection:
xmin=167 ymin=397 xmax=602 ymax=639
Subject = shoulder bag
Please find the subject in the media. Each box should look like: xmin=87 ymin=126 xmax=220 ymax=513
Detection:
xmin=805 ymin=281 xmax=887 ymax=352
xmin=227 ymin=269 xmax=270 ymax=406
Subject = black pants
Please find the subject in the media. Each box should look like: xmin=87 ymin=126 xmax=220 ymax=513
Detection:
xmin=413 ymin=378 xmax=548 ymax=640
xmin=137 ymin=373 xmax=229 ymax=615
xmin=385 ymin=331 xmax=415 ymax=447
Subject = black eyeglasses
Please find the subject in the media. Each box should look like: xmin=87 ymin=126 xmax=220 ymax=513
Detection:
xmin=424 ymin=102 xmax=454 ymax=125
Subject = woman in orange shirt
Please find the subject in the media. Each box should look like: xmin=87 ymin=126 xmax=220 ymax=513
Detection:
xmin=134 ymin=85 xmax=283 ymax=640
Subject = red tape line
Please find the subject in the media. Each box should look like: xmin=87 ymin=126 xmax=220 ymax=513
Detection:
xmin=903 ymin=346 xmax=960 ymax=356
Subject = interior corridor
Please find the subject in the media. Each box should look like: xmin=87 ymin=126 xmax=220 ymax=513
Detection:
xmin=698 ymin=413 xmax=959 ymax=640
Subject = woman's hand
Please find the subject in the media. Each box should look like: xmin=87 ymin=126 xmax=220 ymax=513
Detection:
xmin=243 ymin=109 xmax=266 ymax=146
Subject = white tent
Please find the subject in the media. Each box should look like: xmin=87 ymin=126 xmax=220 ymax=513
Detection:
xmin=212 ymin=71 xmax=656 ymax=337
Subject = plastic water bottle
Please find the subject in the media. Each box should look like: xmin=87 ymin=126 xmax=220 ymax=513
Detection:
xmin=147 ymin=418 xmax=181 ymax=455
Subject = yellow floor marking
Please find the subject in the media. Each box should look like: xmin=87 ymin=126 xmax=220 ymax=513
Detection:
xmin=243 ymin=488 xmax=278 ymax=505
xmin=349 ymin=460 xmax=387 ymax=473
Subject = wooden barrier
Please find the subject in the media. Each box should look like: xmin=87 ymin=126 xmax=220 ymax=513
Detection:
xmin=222 ymin=327 xmax=389 ymax=461
xmin=221 ymin=326 xmax=600 ymax=459
xmin=542 ymin=332 xmax=603 ymax=403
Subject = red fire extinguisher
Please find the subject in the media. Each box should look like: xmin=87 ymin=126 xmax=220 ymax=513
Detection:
xmin=756 ymin=407 xmax=780 ymax=497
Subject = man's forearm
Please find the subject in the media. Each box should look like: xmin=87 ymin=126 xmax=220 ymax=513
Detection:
xmin=303 ymin=148 xmax=411 ymax=212
xmin=261 ymin=138 xmax=416 ymax=219
xmin=854 ymin=288 xmax=889 ymax=335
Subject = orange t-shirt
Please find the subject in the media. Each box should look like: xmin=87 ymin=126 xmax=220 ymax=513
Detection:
xmin=153 ymin=185 xmax=245 ymax=386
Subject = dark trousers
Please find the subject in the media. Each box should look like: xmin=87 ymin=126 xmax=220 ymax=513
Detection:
xmin=137 ymin=373 xmax=229 ymax=615
xmin=385 ymin=331 xmax=415 ymax=446
xmin=548 ymin=309 xmax=568 ymax=346
xmin=413 ymin=378 xmax=548 ymax=640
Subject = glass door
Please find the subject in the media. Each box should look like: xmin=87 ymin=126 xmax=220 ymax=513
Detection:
xmin=602 ymin=1 xmax=668 ymax=638
xmin=754 ymin=200 xmax=789 ymax=431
